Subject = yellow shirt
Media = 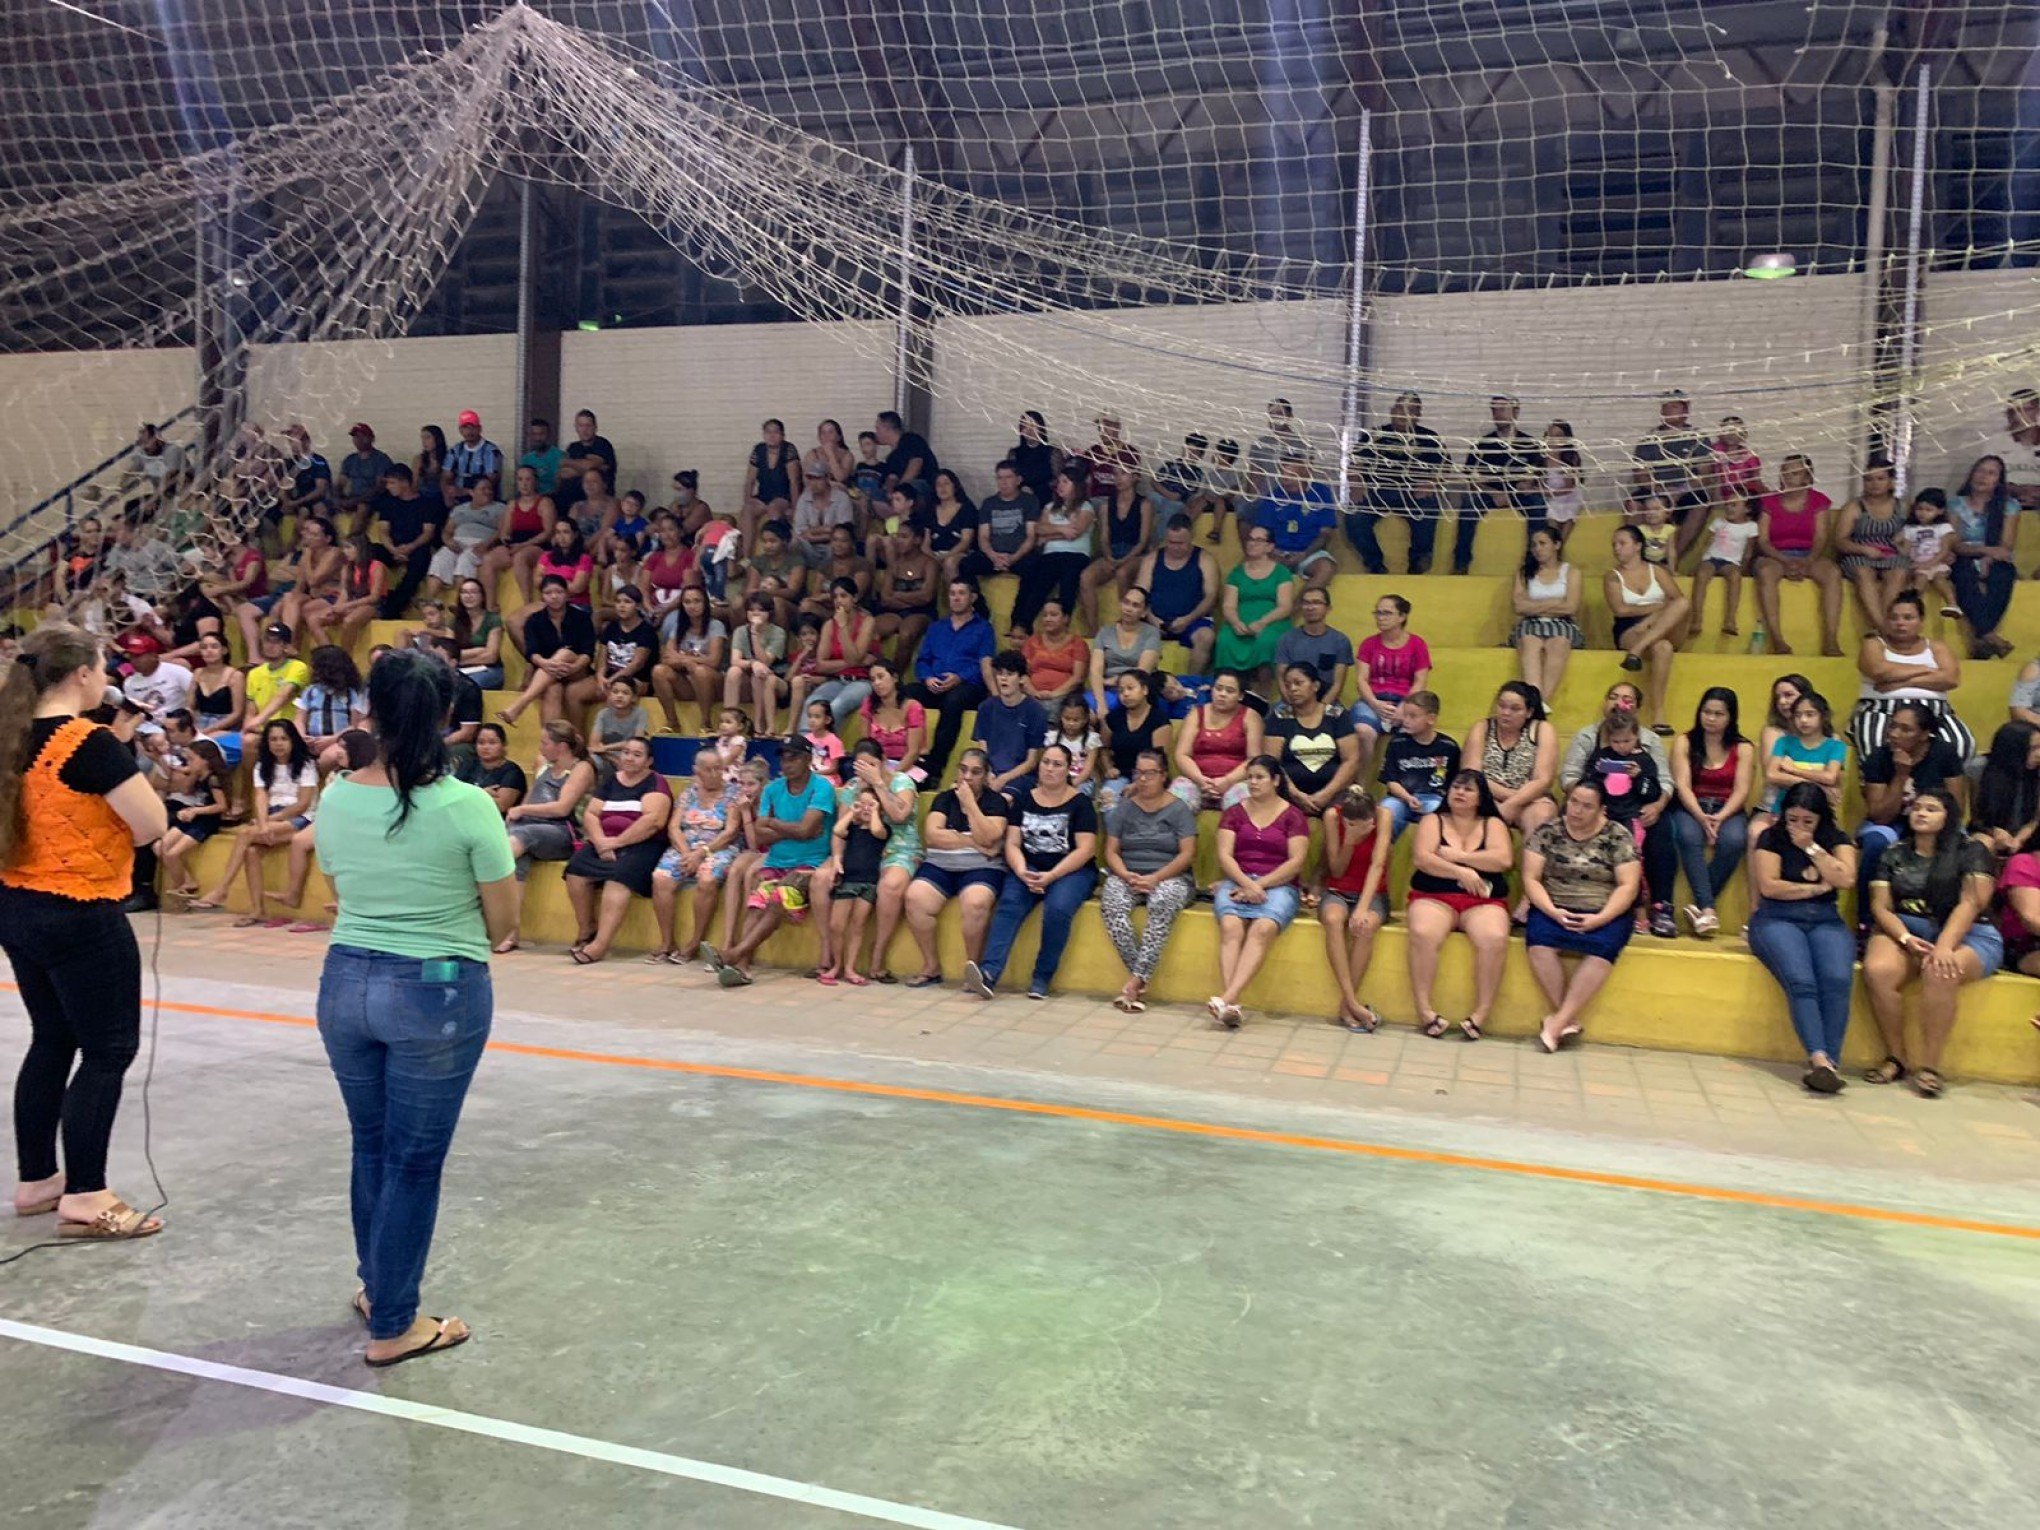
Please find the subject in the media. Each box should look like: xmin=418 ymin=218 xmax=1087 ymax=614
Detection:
xmin=246 ymin=658 xmax=311 ymax=716
xmin=1638 ymin=523 xmax=1676 ymax=566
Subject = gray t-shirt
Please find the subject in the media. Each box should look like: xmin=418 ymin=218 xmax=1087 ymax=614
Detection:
xmin=1108 ymin=794 xmax=1198 ymax=876
xmin=445 ymin=501 xmax=501 ymax=549
xmin=1097 ymin=619 xmax=1163 ymax=682
xmin=1274 ymin=625 xmax=1354 ymax=696
xmin=978 ymin=491 xmax=1039 ymax=554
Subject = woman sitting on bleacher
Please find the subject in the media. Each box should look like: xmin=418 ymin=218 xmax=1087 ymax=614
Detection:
xmin=962 ymin=742 xmax=1098 ymax=1001
xmin=562 ymin=734 xmax=672 ymax=966
xmin=1850 ymin=590 xmax=1970 ymax=760
xmin=595 ymin=584 xmax=659 ymax=697
xmin=1405 ymin=770 xmax=1515 ymax=1042
xmin=1603 ymin=525 xmax=1687 ymax=736
xmin=1175 ymin=668 xmax=1262 ymax=810
xmin=1461 ymin=681 xmax=1558 ymax=849
xmin=858 ymin=660 xmax=926 ymax=780
xmin=478 ymin=464 xmax=556 ymax=610
xmin=1267 ymin=663 xmax=1361 ymax=818
xmin=1861 ymin=789 xmax=2001 ymax=1098
xmin=495 ymin=575 xmax=597 ymax=728
xmin=191 ymin=718 xmax=320 ymax=920
xmin=189 ymin=631 xmax=246 ymax=766
xmin=456 ymin=723 xmax=527 ymax=816
xmin=1668 ymin=687 xmax=1756 ymax=939
xmin=1099 ymin=748 xmax=1200 ymax=1014
xmin=1098 ymin=671 xmax=1190 ymax=811
xmin=650 ymin=586 xmax=728 ymax=732
xmin=1523 ymin=779 xmax=1643 ymax=1053
xmin=496 ymin=720 xmax=597 ymax=954
xmin=1509 ymin=527 xmax=1582 ymax=707
xmin=1206 ymin=754 xmax=1312 ymax=1030
xmin=451 ymin=576 xmax=505 ymax=690
xmin=1746 ymin=783 xmax=1859 ymax=1095
xmin=647 ymin=746 xmax=741 ymax=967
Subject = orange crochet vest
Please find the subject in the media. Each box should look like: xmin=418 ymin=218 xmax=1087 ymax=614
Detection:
xmin=0 ymin=718 xmax=134 ymax=902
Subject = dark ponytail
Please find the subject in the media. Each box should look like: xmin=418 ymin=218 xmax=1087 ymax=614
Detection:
xmin=368 ymin=649 xmax=452 ymax=835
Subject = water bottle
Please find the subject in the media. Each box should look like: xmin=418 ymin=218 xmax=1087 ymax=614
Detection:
xmin=1747 ymin=622 xmax=1766 ymax=655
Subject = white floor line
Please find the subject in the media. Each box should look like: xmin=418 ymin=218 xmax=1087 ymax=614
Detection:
xmin=0 ymin=1317 xmax=1021 ymax=1530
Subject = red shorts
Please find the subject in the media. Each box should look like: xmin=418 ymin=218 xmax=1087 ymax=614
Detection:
xmin=1407 ymin=891 xmax=1507 ymax=916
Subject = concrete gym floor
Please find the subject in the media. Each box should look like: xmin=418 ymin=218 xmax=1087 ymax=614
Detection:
xmin=2 ymin=925 xmax=2038 ymax=1529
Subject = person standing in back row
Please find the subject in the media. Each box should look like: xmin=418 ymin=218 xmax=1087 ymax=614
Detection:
xmin=1 ymin=624 xmax=170 ymax=1241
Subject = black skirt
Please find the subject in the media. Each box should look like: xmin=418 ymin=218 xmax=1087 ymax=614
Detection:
xmin=565 ymin=837 xmax=664 ymax=898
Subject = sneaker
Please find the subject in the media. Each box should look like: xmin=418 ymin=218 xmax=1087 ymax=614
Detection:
xmin=1619 ymin=651 xmax=1643 ymax=671
xmin=961 ymin=961 xmax=993 ymax=1000
xmin=1025 ymin=985 xmax=1047 ymax=1001
xmin=1648 ymin=903 xmax=1678 ymax=939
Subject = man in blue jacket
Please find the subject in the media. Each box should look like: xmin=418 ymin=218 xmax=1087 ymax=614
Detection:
xmin=907 ymin=577 xmax=996 ymax=782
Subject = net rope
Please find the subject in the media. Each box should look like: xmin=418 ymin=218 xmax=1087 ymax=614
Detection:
xmin=0 ymin=1 xmax=2034 ymax=592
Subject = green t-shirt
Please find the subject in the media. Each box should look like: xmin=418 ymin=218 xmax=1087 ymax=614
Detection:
xmin=315 ymin=775 xmax=517 ymax=963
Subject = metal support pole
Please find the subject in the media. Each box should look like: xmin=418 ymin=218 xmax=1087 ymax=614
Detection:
xmin=895 ymin=145 xmax=917 ymax=419
xmin=1337 ymin=110 xmax=1374 ymax=516
xmin=1893 ymin=64 xmax=1931 ymax=498
xmin=1858 ymin=79 xmax=1894 ymax=466
xmin=515 ymin=174 xmax=537 ymax=432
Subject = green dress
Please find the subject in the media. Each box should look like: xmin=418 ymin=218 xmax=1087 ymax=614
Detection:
xmin=1214 ymin=561 xmax=1295 ymax=672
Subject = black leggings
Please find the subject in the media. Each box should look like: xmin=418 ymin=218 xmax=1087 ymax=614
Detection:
xmin=0 ymin=886 xmax=142 ymax=1195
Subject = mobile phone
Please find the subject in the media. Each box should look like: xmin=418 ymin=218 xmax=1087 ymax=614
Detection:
xmin=421 ymin=958 xmax=460 ymax=983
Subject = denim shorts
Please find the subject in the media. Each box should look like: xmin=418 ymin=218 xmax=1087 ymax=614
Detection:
xmin=1896 ymin=912 xmax=2005 ymax=980
xmin=1318 ymin=888 xmax=1389 ymax=923
xmin=914 ymin=863 xmax=1005 ymax=899
xmin=1214 ymin=881 xmax=1300 ymax=928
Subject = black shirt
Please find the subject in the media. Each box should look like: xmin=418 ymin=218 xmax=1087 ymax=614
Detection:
xmin=555 ymin=435 xmax=618 ymax=511
xmin=372 ymin=490 xmax=443 ymax=551
xmin=1383 ymin=730 xmax=1462 ymax=801
xmin=1580 ymin=744 xmax=1663 ymax=824
xmin=1359 ymin=425 xmax=1449 ymax=496
xmin=1464 ymin=428 xmax=1542 ymax=495
xmin=839 ymin=819 xmax=887 ymax=883
xmin=1104 ymin=706 xmax=1166 ymax=780
xmin=1860 ymin=739 xmax=1966 ymax=792
xmin=522 ymin=605 xmax=597 ymax=661
xmin=29 ymin=717 xmax=139 ymax=796
xmin=1268 ymin=707 xmax=1355 ymax=797
xmin=916 ymin=502 xmax=977 ymax=556
xmin=449 ymin=674 xmax=484 ymax=729
xmin=1757 ymin=820 xmax=1847 ymax=906
xmin=1010 ymin=788 xmax=1098 ymax=874
xmin=599 ymin=619 xmax=659 ymax=680
xmin=883 ymin=432 xmax=937 ymax=488
xmin=458 ymin=757 xmax=528 ymax=798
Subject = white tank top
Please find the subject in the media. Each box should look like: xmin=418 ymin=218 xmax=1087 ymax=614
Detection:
xmin=1543 ymin=467 xmax=1584 ymax=521
xmin=1615 ymin=565 xmax=1667 ymax=609
xmin=1862 ymin=641 xmax=1939 ymax=702
xmin=1526 ymin=563 xmax=1571 ymax=602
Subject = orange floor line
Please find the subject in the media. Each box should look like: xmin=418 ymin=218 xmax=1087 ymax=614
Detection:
xmin=12 ymin=985 xmax=2040 ymax=1243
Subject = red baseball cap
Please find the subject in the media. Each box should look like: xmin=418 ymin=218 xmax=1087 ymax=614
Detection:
xmin=457 ymin=410 xmax=482 ymax=428
xmin=349 ymin=422 xmax=375 ymax=440
xmin=118 ymin=632 xmax=163 ymax=656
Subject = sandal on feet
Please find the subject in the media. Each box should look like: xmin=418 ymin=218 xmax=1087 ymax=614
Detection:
xmin=230 ymin=915 xmax=266 ymax=928
xmin=1420 ymin=1013 xmax=1448 ymax=1039
xmin=1864 ymin=1055 xmax=1908 ymax=1085
xmin=58 ymin=1200 xmax=162 ymax=1240
xmin=1460 ymin=1017 xmax=1484 ymax=1042
xmin=1913 ymin=1067 xmax=1944 ymax=1098
xmin=570 ymin=948 xmax=601 ymax=965
xmin=1803 ymin=1063 xmax=1844 ymax=1094
xmin=493 ymin=936 xmax=520 ymax=954
xmin=365 ymin=1316 xmax=470 ymax=1369
xmin=642 ymin=949 xmax=675 ymax=965
xmin=844 ymin=973 xmax=870 ymax=987
xmin=14 ymin=1193 xmax=60 ymax=1218
xmin=815 ymin=969 xmax=840 ymax=987
xmin=904 ymin=972 xmax=942 ymax=988
xmin=1342 ymin=1005 xmax=1379 ymax=1034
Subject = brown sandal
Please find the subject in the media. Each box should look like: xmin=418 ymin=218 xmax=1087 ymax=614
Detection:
xmin=365 ymin=1316 xmax=470 ymax=1369
xmin=57 ymin=1200 xmax=163 ymax=1240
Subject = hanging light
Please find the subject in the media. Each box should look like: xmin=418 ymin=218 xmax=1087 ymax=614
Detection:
xmin=1742 ymin=252 xmax=1798 ymax=280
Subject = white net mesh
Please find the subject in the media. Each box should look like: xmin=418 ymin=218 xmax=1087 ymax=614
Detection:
xmin=1 ymin=0 xmax=2035 ymax=592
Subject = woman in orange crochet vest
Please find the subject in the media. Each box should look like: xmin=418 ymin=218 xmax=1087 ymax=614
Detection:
xmin=0 ymin=623 xmax=169 ymax=1240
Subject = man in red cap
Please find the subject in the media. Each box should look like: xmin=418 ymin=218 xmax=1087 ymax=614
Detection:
xmin=118 ymin=630 xmax=194 ymax=719
xmin=335 ymin=422 xmax=392 ymax=528
xmin=446 ymin=409 xmax=504 ymax=500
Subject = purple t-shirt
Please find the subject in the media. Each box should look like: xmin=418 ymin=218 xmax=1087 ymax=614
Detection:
xmin=1221 ymin=801 xmax=1308 ymax=879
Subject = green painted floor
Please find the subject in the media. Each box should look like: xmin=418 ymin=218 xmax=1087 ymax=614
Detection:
xmin=2 ymin=982 xmax=2037 ymax=1529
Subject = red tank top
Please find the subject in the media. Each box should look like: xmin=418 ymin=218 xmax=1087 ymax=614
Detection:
xmin=507 ymin=498 xmax=546 ymax=538
xmin=1691 ymin=742 xmax=1742 ymax=801
xmin=824 ymin=616 xmax=872 ymax=681
xmin=1189 ymin=703 xmax=1248 ymax=780
xmin=1325 ymin=815 xmax=1391 ymax=897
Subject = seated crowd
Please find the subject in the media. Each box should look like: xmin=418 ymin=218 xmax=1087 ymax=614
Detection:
xmin=25 ymin=388 xmax=2040 ymax=1104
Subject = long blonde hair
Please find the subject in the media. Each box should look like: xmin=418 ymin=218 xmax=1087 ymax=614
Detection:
xmin=0 ymin=623 xmax=104 ymax=862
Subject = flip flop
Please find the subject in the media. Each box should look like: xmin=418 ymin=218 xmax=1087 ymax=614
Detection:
xmin=186 ymin=899 xmax=223 ymax=912
xmin=493 ymin=937 xmax=520 ymax=955
xmin=844 ymin=973 xmax=870 ymax=987
xmin=716 ymin=965 xmax=753 ymax=988
xmin=230 ymin=916 xmax=266 ymax=928
xmin=364 ymin=1317 xmax=470 ymax=1369
xmin=904 ymin=973 xmax=943 ymax=988
xmin=642 ymin=949 xmax=675 ymax=965
xmin=570 ymin=948 xmax=600 ymax=965
xmin=57 ymin=1200 xmax=162 ymax=1240
xmin=815 ymin=970 xmax=839 ymax=987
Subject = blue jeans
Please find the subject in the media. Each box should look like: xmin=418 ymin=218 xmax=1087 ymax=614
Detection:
xmin=317 ymin=945 xmax=493 ymax=1341
xmin=1747 ymin=902 xmax=1855 ymax=1060
xmin=980 ymin=866 xmax=1098 ymax=992
xmin=807 ymin=678 xmax=873 ymax=728
xmin=1384 ymin=793 xmax=1441 ymax=839
xmin=1670 ymin=805 xmax=1748 ymax=909
xmin=1855 ymin=823 xmax=1899 ymax=927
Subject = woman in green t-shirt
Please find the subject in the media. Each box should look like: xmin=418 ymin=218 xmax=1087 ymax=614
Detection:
xmin=313 ymin=650 xmax=519 ymax=1369
xmin=1213 ymin=525 xmax=1298 ymax=689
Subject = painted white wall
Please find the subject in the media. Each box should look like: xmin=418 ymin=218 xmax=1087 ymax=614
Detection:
xmin=559 ymin=321 xmax=898 ymax=513
xmin=0 ymin=348 xmax=194 ymax=520
xmin=245 ymin=335 xmax=517 ymax=470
